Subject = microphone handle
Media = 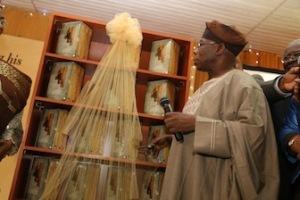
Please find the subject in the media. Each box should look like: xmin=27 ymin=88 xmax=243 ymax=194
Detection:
xmin=163 ymin=103 xmax=184 ymax=143
xmin=174 ymin=131 xmax=184 ymax=143
xmin=163 ymin=104 xmax=184 ymax=143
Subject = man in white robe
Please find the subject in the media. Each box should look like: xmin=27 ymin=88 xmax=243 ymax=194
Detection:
xmin=159 ymin=20 xmax=279 ymax=200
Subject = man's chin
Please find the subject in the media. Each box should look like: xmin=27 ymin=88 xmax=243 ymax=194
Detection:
xmin=195 ymin=64 xmax=207 ymax=71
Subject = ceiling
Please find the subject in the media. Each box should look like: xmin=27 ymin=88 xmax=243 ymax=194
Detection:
xmin=2 ymin=0 xmax=300 ymax=56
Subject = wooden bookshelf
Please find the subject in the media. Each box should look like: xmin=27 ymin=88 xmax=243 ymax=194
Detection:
xmin=9 ymin=12 xmax=193 ymax=199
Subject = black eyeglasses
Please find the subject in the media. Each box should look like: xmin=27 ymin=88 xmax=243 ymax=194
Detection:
xmin=281 ymin=51 xmax=300 ymax=64
xmin=195 ymin=40 xmax=216 ymax=50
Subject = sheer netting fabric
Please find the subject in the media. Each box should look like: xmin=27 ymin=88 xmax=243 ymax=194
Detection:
xmin=40 ymin=12 xmax=144 ymax=200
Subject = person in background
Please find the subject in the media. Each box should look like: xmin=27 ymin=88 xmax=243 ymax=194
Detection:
xmin=278 ymin=81 xmax=300 ymax=200
xmin=275 ymin=39 xmax=300 ymax=200
xmin=157 ymin=20 xmax=279 ymax=200
xmin=236 ymin=45 xmax=299 ymax=200
xmin=235 ymin=47 xmax=300 ymax=200
xmin=240 ymin=41 xmax=300 ymax=199
xmin=237 ymin=40 xmax=300 ymax=200
xmin=0 ymin=2 xmax=32 ymax=161
xmin=255 ymin=39 xmax=300 ymax=200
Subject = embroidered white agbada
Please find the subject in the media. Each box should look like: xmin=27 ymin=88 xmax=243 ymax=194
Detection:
xmin=160 ymin=69 xmax=279 ymax=200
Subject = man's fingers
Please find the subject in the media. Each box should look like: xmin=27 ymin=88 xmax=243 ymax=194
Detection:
xmin=291 ymin=66 xmax=300 ymax=74
xmin=295 ymin=78 xmax=300 ymax=83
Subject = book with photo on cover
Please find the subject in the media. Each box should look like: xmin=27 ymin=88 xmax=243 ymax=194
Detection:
xmin=46 ymin=62 xmax=84 ymax=102
xmin=146 ymin=125 xmax=170 ymax=164
xmin=144 ymin=79 xmax=176 ymax=116
xmin=56 ymin=21 xmax=92 ymax=59
xmin=140 ymin=171 xmax=164 ymax=200
xmin=36 ymin=109 xmax=69 ymax=150
xmin=43 ymin=158 xmax=60 ymax=199
xmin=65 ymin=163 xmax=88 ymax=200
xmin=106 ymin=166 xmax=136 ymax=199
xmin=82 ymin=164 xmax=101 ymax=199
xmin=45 ymin=158 xmax=60 ymax=182
xmin=148 ymin=39 xmax=180 ymax=75
xmin=26 ymin=157 xmax=50 ymax=200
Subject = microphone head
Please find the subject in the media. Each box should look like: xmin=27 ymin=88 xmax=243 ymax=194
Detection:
xmin=160 ymin=97 xmax=170 ymax=106
xmin=298 ymin=56 xmax=300 ymax=65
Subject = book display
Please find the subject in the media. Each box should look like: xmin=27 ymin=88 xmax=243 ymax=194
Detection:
xmin=146 ymin=125 xmax=170 ymax=164
xmin=81 ymin=164 xmax=101 ymax=199
xmin=55 ymin=21 xmax=92 ymax=59
xmin=46 ymin=61 xmax=84 ymax=102
xmin=144 ymin=79 xmax=176 ymax=116
xmin=35 ymin=109 xmax=69 ymax=150
xmin=148 ymin=39 xmax=180 ymax=74
xmin=64 ymin=163 xmax=88 ymax=199
xmin=9 ymin=12 xmax=193 ymax=200
xmin=25 ymin=157 xmax=50 ymax=200
xmin=140 ymin=171 xmax=164 ymax=200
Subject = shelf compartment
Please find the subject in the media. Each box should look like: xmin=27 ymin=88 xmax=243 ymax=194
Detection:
xmin=23 ymin=146 xmax=167 ymax=170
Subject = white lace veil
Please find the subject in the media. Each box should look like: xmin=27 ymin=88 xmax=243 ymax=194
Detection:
xmin=40 ymin=12 xmax=143 ymax=200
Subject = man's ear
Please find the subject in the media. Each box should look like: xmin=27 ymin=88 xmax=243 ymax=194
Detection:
xmin=215 ymin=43 xmax=225 ymax=55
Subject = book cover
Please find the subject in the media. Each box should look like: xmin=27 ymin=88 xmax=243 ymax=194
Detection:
xmin=144 ymin=79 xmax=176 ymax=116
xmin=45 ymin=158 xmax=59 ymax=181
xmin=146 ymin=125 xmax=170 ymax=164
xmin=75 ymin=113 xmax=104 ymax=154
xmin=36 ymin=109 xmax=69 ymax=150
xmin=111 ymin=119 xmax=141 ymax=159
xmin=65 ymin=163 xmax=88 ymax=200
xmin=82 ymin=164 xmax=101 ymax=199
xmin=55 ymin=21 xmax=92 ymax=59
xmin=46 ymin=61 xmax=84 ymax=102
xmin=140 ymin=171 xmax=164 ymax=200
xmin=148 ymin=39 xmax=180 ymax=75
xmin=52 ymin=110 xmax=69 ymax=150
xmin=105 ymin=166 xmax=121 ymax=199
xmin=43 ymin=158 xmax=60 ymax=199
xmin=106 ymin=166 xmax=137 ymax=200
xmin=26 ymin=157 xmax=50 ymax=200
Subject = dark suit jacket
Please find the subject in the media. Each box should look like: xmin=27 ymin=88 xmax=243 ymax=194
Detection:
xmin=259 ymin=78 xmax=298 ymax=200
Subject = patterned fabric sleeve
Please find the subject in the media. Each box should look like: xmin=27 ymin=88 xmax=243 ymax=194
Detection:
xmin=1 ymin=110 xmax=23 ymax=156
